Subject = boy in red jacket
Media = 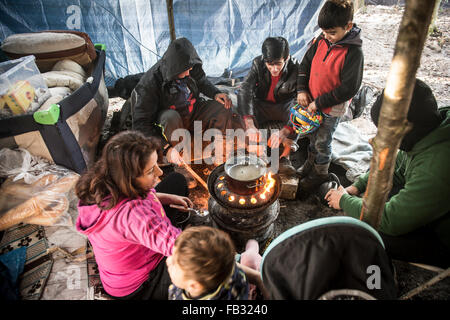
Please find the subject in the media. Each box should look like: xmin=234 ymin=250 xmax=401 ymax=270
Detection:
xmin=294 ymin=0 xmax=364 ymax=190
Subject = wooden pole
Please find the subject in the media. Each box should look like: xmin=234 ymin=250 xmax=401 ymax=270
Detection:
xmin=400 ymin=268 xmax=450 ymax=300
xmin=166 ymin=0 xmax=176 ymax=41
xmin=352 ymin=0 xmax=365 ymax=13
xmin=359 ymin=0 xmax=436 ymax=229
xmin=429 ymin=0 xmax=442 ymax=34
xmin=180 ymin=159 xmax=209 ymax=191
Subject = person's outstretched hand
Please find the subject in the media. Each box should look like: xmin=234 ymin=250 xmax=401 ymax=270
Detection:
xmin=297 ymin=91 xmax=312 ymax=107
xmin=268 ymin=127 xmax=289 ymax=149
xmin=244 ymin=117 xmax=261 ymax=143
xmin=280 ymin=138 xmax=293 ymax=158
xmin=325 ymin=185 xmax=347 ymax=210
xmin=215 ymin=92 xmax=232 ymax=109
xmin=159 ymin=193 xmax=193 ymax=209
xmin=307 ymin=100 xmax=318 ymax=115
xmin=166 ymin=147 xmax=183 ymax=166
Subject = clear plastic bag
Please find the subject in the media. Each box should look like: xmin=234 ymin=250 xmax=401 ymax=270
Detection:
xmin=0 ymin=55 xmax=50 ymax=119
xmin=0 ymin=148 xmax=79 ymax=230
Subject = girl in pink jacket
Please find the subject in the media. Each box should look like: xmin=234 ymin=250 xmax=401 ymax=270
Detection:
xmin=75 ymin=130 xmax=193 ymax=300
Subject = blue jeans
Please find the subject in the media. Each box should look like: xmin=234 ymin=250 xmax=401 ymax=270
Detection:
xmin=308 ymin=113 xmax=340 ymax=165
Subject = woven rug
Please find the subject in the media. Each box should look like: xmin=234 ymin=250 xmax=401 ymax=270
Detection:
xmin=0 ymin=223 xmax=53 ymax=300
xmin=86 ymin=241 xmax=111 ymax=299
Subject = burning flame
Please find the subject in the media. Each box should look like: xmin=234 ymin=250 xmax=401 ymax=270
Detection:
xmin=221 ymin=172 xmax=275 ymax=206
xmin=260 ymin=172 xmax=276 ymax=200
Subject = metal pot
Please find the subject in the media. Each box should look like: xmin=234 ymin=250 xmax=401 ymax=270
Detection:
xmin=224 ymin=155 xmax=267 ymax=195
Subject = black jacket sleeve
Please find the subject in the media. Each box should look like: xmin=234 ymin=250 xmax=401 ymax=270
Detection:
xmin=190 ymin=64 xmax=221 ymax=99
xmin=297 ymin=38 xmax=319 ymax=94
xmin=237 ymin=58 xmax=259 ymax=117
xmin=130 ymin=70 xmax=167 ymax=144
xmin=315 ymin=46 xmax=364 ymax=110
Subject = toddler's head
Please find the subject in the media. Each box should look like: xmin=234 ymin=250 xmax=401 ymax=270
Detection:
xmin=167 ymin=226 xmax=236 ymax=298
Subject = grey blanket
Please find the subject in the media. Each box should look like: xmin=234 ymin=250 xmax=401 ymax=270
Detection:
xmin=331 ymin=121 xmax=373 ymax=182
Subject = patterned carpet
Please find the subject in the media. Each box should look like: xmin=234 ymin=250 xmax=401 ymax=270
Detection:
xmin=86 ymin=241 xmax=111 ymax=299
xmin=0 ymin=223 xmax=53 ymax=300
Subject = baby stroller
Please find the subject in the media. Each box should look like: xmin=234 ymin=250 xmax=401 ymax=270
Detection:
xmin=260 ymin=216 xmax=398 ymax=300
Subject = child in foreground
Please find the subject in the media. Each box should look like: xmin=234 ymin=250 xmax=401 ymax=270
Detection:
xmin=166 ymin=226 xmax=250 ymax=300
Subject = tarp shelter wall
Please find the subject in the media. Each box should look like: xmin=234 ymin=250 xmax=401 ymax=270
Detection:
xmin=0 ymin=0 xmax=324 ymax=86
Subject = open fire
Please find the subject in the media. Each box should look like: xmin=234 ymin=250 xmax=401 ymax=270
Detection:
xmin=215 ymin=172 xmax=277 ymax=207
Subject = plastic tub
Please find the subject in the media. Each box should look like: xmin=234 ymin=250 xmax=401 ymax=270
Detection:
xmin=0 ymin=55 xmax=49 ymax=117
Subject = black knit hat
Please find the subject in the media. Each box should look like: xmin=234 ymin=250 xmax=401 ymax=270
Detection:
xmin=370 ymin=79 xmax=441 ymax=151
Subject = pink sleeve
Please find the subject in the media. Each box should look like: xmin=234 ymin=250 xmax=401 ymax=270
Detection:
xmin=120 ymin=199 xmax=181 ymax=256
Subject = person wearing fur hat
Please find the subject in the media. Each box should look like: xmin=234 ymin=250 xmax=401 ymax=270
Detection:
xmin=325 ymin=79 xmax=450 ymax=268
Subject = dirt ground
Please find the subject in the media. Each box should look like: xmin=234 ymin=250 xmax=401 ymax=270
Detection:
xmin=355 ymin=5 xmax=450 ymax=107
xmin=103 ymin=4 xmax=450 ymax=300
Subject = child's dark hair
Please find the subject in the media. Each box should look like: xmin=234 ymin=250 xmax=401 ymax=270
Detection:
xmin=174 ymin=226 xmax=236 ymax=293
xmin=75 ymin=130 xmax=160 ymax=210
xmin=318 ymin=0 xmax=354 ymax=29
xmin=262 ymin=37 xmax=289 ymax=63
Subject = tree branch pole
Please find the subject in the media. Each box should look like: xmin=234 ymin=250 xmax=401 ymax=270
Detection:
xmin=400 ymin=267 xmax=450 ymax=300
xmin=429 ymin=0 xmax=442 ymax=34
xmin=359 ymin=0 xmax=436 ymax=229
xmin=166 ymin=0 xmax=176 ymax=41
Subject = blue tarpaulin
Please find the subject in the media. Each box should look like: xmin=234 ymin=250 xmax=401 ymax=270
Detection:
xmin=0 ymin=0 xmax=324 ymax=86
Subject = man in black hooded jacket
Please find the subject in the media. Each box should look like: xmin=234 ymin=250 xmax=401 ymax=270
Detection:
xmin=130 ymin=38 xmax=242 ymax=164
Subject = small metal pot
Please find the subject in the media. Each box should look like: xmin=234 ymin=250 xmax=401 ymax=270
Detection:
xmin=224 ymin=155 xmax=267 ymax=195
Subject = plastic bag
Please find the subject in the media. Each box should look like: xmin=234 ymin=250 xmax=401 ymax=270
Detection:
xmin=341 ymin=85 xmax=378 ymax=122
xmin=0 ymin=148 xmax=79 ymax=230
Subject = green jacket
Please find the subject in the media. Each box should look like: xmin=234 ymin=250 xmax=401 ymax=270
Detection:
xmin=340 ymin=106 xmax=450 ymax=248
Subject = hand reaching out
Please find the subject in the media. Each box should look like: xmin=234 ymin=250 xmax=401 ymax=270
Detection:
xmin=297 ymin=92 xmax=312 ymax=107
xmin=215 ymin=93 xmax=232 ymax=109
xmin=307 ymin=100 xmax=318 ymax=115
xmin=244 ymin=118 xmax=261 ymax=143
xmin=166 ymin=147 xmax=183 ymax=166
xmin=325 ymin=186 xmax=347 ymax=210
xmin=158 ymin=193 xmax=193 ymax=209
xmin=268 ymin=128 xmax=289 ymax=149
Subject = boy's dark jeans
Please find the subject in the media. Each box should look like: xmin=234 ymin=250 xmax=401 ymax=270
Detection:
xmin=308 ymin=113 xmax=340 ymax=165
